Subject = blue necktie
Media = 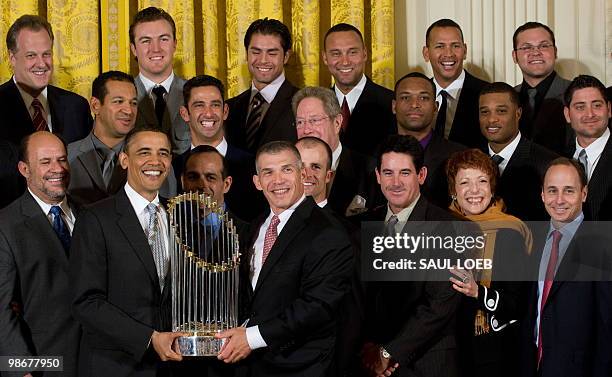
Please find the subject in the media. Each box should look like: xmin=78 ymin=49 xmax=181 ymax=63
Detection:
xmin=50 ymin=206 xmax=71 ymax=254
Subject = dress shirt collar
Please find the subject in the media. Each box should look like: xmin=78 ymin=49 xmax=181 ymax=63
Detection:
xmin=434 ymin=69 xmax=465 ymax=100
xmin=547 ymin=212 xmax=583 ymax=237
xmin=334 ymin=74 xmax=367 ymax=112
xmin=251 ymin=72 xmax=285 ymax=104
xmin=317 ymin=199 xmax=328 ymax=208
xmin=124 ymin=182 xmax=160 ymax=216
xmin=28 ymin=188 xmax=72 ymax=218
xmin=331 ymin=142 xmax=343 ymax=171
xmin=488 ymin=132 xmax=521 ymax=174
xmin=139 ymin=71 xmax=175 ymax=94
xmin=13 ymin=75 xmax=49 ymax=117
xmin=190 ymin=136 xmax=228 ymax=157
xmin=385 ymin=193 xmax=420 ymax=223
xmin=574 ymin=127 xmax=610 ymax=162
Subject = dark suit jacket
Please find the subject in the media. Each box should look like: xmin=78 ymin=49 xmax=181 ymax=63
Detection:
xmin=70 ymin=188 xmax=172 ymax=377
xmin=567 ymin=136 xmax=612 ymax=221
xmin=515 ymin=73 xmax=572 ymax=155
xmin=328 ymin=145 xmax=380 ymax=217
xmin=238 ymin=197 xmax=353 ymax=376
xmin=0 ymin=79 xmax=92 ymax=146
xmin=339 ymin=77 xmax=396 ymax=157
xmin=422 ymin=136 xmax=466 ymax=208
xmin=361 ymin=197 xmax=462 ymax=377
xmin=438 ymin=71 xmax=488 ymax=149
xmin=0 ymin=191 xmax=80 ymax=377
xmin=0 ymin=140 xmax=24 ymax=209
xmin=496 ymin=136 xmax=558 ymax=221
xmin=520 ymin=222 xmax=612 ymax=377
xmin=225 ymin=79 xmax=299 ymax=154
xmin=135 ymin=75 xmax=190 ymax=155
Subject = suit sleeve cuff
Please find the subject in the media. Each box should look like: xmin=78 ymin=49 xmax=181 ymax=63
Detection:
xmin=246 ymin=326 xmax=267 ymax=350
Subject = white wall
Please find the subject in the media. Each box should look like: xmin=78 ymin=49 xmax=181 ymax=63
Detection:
xmin=395 ymin=0 xmax=611 ymax=85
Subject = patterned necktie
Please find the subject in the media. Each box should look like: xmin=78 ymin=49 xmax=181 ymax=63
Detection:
xmin=146 ymin=203 xmax=168 ymax=290
xmin=31 ymin=98 xmax=48 ymax=132
xmin=50 ymin=205 xmax=71 ymax=255
xmin=384 ymin=215 xmax=398 ymax=236
xmin=261 ymin=215 xmax=280 ymax=265
xmin=435 ymin=90 xmax=448 ymax=137
xmin=152 ymin=86 xmax=167 ymax=129
xmin=537 ymin=229 xmax=562 ymax=367
xmin=577 ymin=149 xmax=588 ymax=179
xmin=245 ymin=92 xmax=265 ymax=151
xmin=340 ymin=97 xmax=350 ymax=131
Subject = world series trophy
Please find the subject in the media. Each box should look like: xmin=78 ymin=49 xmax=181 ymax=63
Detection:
xmin=167 ymin=192 xmax=240 ymax=356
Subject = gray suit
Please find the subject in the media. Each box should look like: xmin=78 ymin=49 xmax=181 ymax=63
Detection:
xmin=135 ymin=75 xmax=190 ymax=155
xmin=515 ymin=72 xmax=572 ymax=155
xmin=67 ymin=134 xmax=177 ymax=206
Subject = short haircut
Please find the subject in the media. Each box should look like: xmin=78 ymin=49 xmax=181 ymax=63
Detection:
xmin=129 ymin=7 xmax=176 ymax=45
xmin=183 ymin=75 xmax=225 ymax=106
xmin=479 ymin=82 xmax=520 ymax=107
xmin=323 ymin=23 xmax=365 ymax=49
xmin=291 ymin=86 xmax=341 ymax=118
xmin=123 ymin=126 xmax=169 ymax=153
xmin=394 ymin=71 xmax=436 ymax=97
xmin=563 ymin=74 xmax=607 ymax=106
xmin=255 ymin=141 xmax=302 ymax=173
xmin=19 ymin=131 xmax=67 ymax=163
xmin=512 ymin=21 xmax=556 ymax=50
xmin=7 ymin=15 xmax=54 ymax=53
xmin=296 ymin=136 xmax=333 ymax=171
xmin=376 ymin=134 xmax=424 ymax=172
xmin=91 ymin=71 xmax=135 ymax=103
xmin=183 ymin=144 xmax=228 ymax=179
xmin=425 ymin=18 xmax=464 ymax=45
xmin=544 ymin=157 xmax=588 ymax=189
xmin=445 ymin=148 xmax=499 ymax=196
xmin=244 ymin=18 xmax=292 ymax=53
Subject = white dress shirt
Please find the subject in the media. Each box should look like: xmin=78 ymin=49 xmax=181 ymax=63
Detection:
xmin=433 ymin=70 xmax=466 ymax=137
xmin=573 ymin=128 xmax=610 ymax=181
xmin=334 ymin=74 xmax=367 ymax=113
xmin=191 ymin=137 xmax=228 ymax=157
xmin=29 ymin=189 xmax=75 ymax=233
xmin=488 ymin=132 xmax=522 ymax=175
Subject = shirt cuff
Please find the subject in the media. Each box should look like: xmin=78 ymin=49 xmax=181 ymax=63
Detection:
xmin=245 ymin=325 xmax=267 ymax=350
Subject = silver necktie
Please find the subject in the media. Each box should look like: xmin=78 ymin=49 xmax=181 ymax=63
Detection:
xmin=146 ymin=203 xmax=168 ymax=290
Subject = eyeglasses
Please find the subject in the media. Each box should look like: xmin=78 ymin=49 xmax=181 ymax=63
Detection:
xmin=294 ymin=116 xmax=330 ymax=128
xmin=515 ymin=43 xmax=554 ymax=53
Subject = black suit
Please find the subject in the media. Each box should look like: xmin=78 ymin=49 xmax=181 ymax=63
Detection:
xmin=0 ymin=191 xmax=80 ymax=377
xmin=225 ymin=79 xmax=299 ymax=154
xmin=567 ymin=136 xmax=612 ymax=221
xmin=238 ymin=197 xmax=353 ymax=376
xmin=70 ymin=188 xmax=172 ymax=377
xmin=0 ymin=140 xmax=24 ymax=209
xmin=520 ymin=222 xmax=612 ymax=377
xmin=339 ymin=77 xmax=396 ymax=157
xmin=437 ymin=71 xmax=488 ymax=149
xmin=0 ymin=79 xmax=92 ymax=146
xmin=496 ymin=136 xmax=558 ymax=221
xmin=422 ymin=136 xmax=466 ymax=208
xmin=362 ymin=197 xmax=462 ymax=377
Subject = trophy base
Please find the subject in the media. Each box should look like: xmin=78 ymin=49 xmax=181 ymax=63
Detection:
xmin=177 ymin=334 xmax=224 ymax=357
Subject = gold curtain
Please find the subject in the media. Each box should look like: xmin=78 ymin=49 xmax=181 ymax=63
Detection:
xmin=0 ymin=0 xmax=394 ymax=99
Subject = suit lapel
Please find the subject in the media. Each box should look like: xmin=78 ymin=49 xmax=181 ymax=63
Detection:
xmin=503 ymin=136 xmax=529 ymax=174
xmin=586 ymin=135 xmax=612 ymax=189
xmin=7 ymin=80 xmax=35 ymax=132
xmin=47 ymin=86 xmax=65 ymax=136
xmin=167 ymin=77 xmax=183 ymax=126
xmin=259 ymin=80 xmax=293 ymax=141
xmin=76 ymin=141 xmax=106 ymax=192
xmin=115 ymin=189 xmax=160 ymax=287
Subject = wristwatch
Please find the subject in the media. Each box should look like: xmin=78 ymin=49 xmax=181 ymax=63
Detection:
xmin=380 ymin=346 xmax=391 ymax=359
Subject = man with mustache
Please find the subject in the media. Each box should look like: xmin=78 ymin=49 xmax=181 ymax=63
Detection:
xmin=423 ymin=18 xmax=487 ymax=149
xmin=0 ymin=15 xmax=92 ymax=146
xmin=0 ymin=131 xmax=80 ymax=376
xmin=225 ymin=19 xmax=299 ymax=154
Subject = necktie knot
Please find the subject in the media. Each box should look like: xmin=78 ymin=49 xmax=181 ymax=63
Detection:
xmin=251 ymin=92 xmax=264 ymax=108
xmin=340 ymin=97 xmax=350 ymax=131
xmin=50 ymin=205 xmax=71 ymax=254
xmin=551 ymin=229 xmax=562 ymax=245
xmin=270 ymin=215 xmax=280 ymax=229
xmin=31 ymin=98 xmax=43 ymax=111
xmin=385 ymin=215 xmax=398 ymax=236
xmin=152 ymin=85 xmax=167 ymax=99
xmin=527 ymin=88 xmax=537 ymax=99
xmin=491 ymin=154 xmax=504 ymax=166
xmin=262 ymin=215 xmax=280 ymax=265
xmin=49 ymin=205 xmax=62 ymax=217
xmin=31 ymin=97 xmax=48 ymax=131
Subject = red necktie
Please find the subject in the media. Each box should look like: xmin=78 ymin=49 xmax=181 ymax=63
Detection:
xmin=537 ymin=229 xmax=562 ymax=367
xmin=261 ymin=215 xmax=280 ymax=265
xmin=340 ymin=97 xmax=350 ymax=131
xmin=31 ymin=98 xmax=48 ymax=131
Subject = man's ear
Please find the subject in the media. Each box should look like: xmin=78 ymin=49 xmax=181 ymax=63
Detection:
xmin=253 ymin=174 xmax=262 ymax=191
xmin=223 ymin=176 xmax=233 ymax=194
xmin=119 ymin=151 xmax=129 ymax=169
xmin=17 ymin=161 xmax=29 ymax=179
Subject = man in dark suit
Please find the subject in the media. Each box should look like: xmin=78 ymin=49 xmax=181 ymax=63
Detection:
xmin=512 ymin=22 xmax=572 ymax=155
xmin=293 ymin=86 xmax=379 ymax=217
xmin=225 ymin=19 xmax=299 ymax=154
xmin=322 ymin=23 xmax=396 ymax=157
xmin=0 ymin=139 xmax=24 ymax=209
xmin=520 ymin=157 xmax=612 ymax=377
xmin=423 ymin=19 xmax=488 ymax=149
xmin=68 ymin=71 xmax=176 ymax=206
xmin=0 ymin=131 xmax=80 ymax=377
xmin=393 ymin=72 xmax=465 ymax=208
xmin=130 ymin=7 xmax=190 ymax=154
xmin=0 ymin=15 xmax=92 ymax=147
xmin=564 ymin=75 xmax=612 ymax=221
xmin=360 ymin=135 xmax=461 ymax=377
xmin=174 ymin=74 xmax=263 ymax=221
xmin=479 ymin=82 xmax=557 ymax=221
xmin=215 ymin=141 xmax=353 ymax=376
xmin=70 ymin=128 xmax=185 ymax=377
